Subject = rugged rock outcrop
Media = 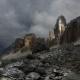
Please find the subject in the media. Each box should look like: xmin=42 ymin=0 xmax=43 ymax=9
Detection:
xmin=24 ymin=33 xmax=36 ymax=47
xmin=32 ymin=38 xmax=49 ymax=54
xmin=54 ymin=15 xmax=66 ymax=40
xmin=47 ymin=29 xmax=56 ymax=47
xmin=60 ymin=16 xmax=80 ymax=44
xmin=14 ymin=33 xmax=49 ymax=53
xmin=47 ymin=15 xmax=66 ymax=46
xmin=24 ymin=33 xmax=38 ymax=51
xmin=47 ymin=39 xmax=57 ymax=47
xmin=3 ymin=33 xmax=50 ymax=54
xmin=48 ymin=16 xmax=80 ymax=45
xmin=24 ymin=34 xmax=48 ymax=52
xmin=48 ymin=29 xmax=55 ymax=41
xmin=31 ymin=37 xmax=45 ymax=51
xmin=15 ymin=38 xmax=24 ymax=48
xmin=1 ymin=15 xmax=80 ymax=80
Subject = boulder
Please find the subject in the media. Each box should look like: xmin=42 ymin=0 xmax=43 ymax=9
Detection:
xmin=0 ymin=67 xmax=25 ymax=79
xmin=26 ymin=54 xmax=35 ymax=59
xmin=22 ymin=64 xmax=37 ymax=72
xmin=61 ymin=73 xmax=80 ymax=80
xmin=26 ymin=54 xmax=40 ymax=60
xmin=36 ymin=67 xmax=46 ymax=75
xmin=26 ymin=72 xmax=41 ymax=80
xmin=71 ymin=64 xmax=80 ymax=74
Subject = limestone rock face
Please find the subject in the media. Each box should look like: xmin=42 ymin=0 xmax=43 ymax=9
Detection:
xmin=32 ymin=38 xmax=49 ymax=53
xmin=47 ymin=39 xmax=57 ymax=47
xmin=60 ymin=16 xmax=80 ymax=44
xmin=47 ymin=15 xmax=66 ymax=46
xmin=24 ymin=33 xmax=36 ymax=47
xmin=54 ymin=15 xmax=66 ymax=40
xmin=48 ymin=29 xmax=55 ymax=41
xmin=47 ymin=29 xmax=56 ymax=47
xmin=15 ymin=38 xmax=24 ymax=48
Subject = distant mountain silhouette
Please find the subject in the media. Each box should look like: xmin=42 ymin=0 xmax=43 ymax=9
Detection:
xmin=0 ymin=42 xmax=15 ymax=56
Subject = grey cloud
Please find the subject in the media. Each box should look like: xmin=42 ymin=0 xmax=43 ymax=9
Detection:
xmin=0 ymin=0 xmax=80 ymax=46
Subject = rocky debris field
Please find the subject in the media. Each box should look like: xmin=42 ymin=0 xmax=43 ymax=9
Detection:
xmin=0 ymin=43 xmax=80 ymax=80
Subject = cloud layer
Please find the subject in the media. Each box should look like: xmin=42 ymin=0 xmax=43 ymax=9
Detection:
xmin=0 ymin=0 xmax=80 ymax=46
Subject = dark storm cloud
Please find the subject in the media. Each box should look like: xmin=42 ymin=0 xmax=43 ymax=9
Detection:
xmin=0 ymin=0 xmax=80 ymax=46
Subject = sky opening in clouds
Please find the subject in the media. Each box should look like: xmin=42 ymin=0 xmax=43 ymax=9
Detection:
xmin=0 ymin=0 xmax=80 ymax=46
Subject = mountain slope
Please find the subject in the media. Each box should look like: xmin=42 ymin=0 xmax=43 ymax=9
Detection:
xmin=0 ymin=44 xmax=5 ymax=56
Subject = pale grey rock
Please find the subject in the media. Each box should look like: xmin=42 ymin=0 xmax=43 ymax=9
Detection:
xmin=26 ymin=72 xmax=41 ymax=80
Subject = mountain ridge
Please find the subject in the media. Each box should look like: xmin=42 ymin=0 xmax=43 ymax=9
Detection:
xmin=0 ymin=15 xmax=80 ymax=80
xmin=1 ymin=15 xmax=80 ymax=56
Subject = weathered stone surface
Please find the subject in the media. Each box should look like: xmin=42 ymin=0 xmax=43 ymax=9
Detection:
xmin=32 ymin=42 xmax=49 ymax=54
xmin=54 ymin=15 xmax=66 ymax=40
xmin=15 ymin=38 xmax=24 ymax=48
xmin=26 ymin=72 xmax=41 ymax=80
xmin=26 ymin=54 xmax=35 ymax=60
xmin=36 ymin=67 xmax=46 ymax=75
xmin=61 ymin=73 xmax=80 ymax=80
xmin=47 ymin=29 xmax=56 ymax=47
xmin=48 ymin=29 xmax=55 ymax=41
xmin=31 ymin=37 xmax=45 ymax=51
xmin=21 ymin=46 xmax=30 ymax=53
xmin=1 ymin=16 xmax=80 ymax=80
xmin=47 ymin=15 xmax=66 ymax=46
xmin=47 ymin=38 xmax=57 ymax=47
xmin=0 ymin=77 xmax=11 ymax=80
xmin=60 ymin=16 xmax=80 ymax=44
xmin=31 ymin=37 xmax=49 ymax=53
xmin=24 ymin=33 xmax=36 ymax=47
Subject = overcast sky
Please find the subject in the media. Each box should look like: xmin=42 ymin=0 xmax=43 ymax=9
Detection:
xmin=0 ymin=0 xmax=80 ymax=46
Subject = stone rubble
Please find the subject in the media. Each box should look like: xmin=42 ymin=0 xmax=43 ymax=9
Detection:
xmin=0 ymin=44 xmax=80 ymax=80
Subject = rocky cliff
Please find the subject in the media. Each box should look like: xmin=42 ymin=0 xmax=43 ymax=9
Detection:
xmin=47 ymin=15 xmax=66 ymax=46
xmin=0 ymin=16 xmax=80 ymax=80
xmin=6 ymin=33 xmax=49 ymax=54
xmin=60 ymin=16 xmax=80 ymax=44
xmin=48 ymin=29 xmax=55 ymax=41
xmin=24 ymin=33 xmax=36 ymax=47
xmin=54 ymin=15 xmax=66 ymax=40
xmin=48 ymin=16 xmax=80 ymax=46
xmin=2 ymin=15 xmax=80 ymax=54
xmin=47 ymin=29 xmax=56 ymax=47
xmin=15 ymin=38 xmax=24 ymax=48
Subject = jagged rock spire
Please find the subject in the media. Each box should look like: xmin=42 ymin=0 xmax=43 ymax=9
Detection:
xmin=54 ymin=15 xmax=66 ymax=40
